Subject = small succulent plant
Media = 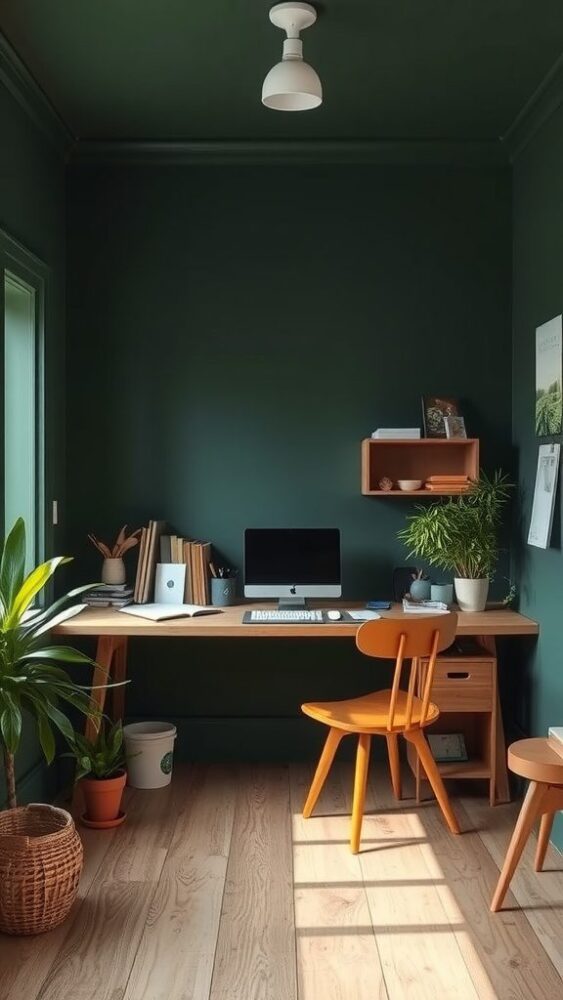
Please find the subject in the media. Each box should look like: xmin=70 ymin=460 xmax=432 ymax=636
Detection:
xmin=411 ymin=568 xmax=429 ymax=581
xmin=87 ymin=524 xmax=141 ymax=559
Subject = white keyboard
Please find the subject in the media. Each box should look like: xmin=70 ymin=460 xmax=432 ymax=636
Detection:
xmin=248 ymin=609 xmax=324 ymax=623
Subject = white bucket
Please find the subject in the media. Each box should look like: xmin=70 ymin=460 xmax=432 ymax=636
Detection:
xmin=123 ymin=722 xmax=177 ymax=789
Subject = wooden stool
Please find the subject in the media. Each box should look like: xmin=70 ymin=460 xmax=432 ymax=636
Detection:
xmin=491 ymin=738 xmax=563 ymax=912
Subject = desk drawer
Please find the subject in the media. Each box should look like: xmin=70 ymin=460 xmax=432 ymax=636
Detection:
xmin=426 ymin=659 xmax=494 ymax=712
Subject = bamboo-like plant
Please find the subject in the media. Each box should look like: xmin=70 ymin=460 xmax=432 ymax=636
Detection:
xmin=397 ymin=471 xmax=512 ymax=580
xmin=0 ymin=518 xmax=101 ymax=809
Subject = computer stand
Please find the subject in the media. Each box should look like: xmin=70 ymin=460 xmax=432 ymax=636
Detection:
xmin=278 ymin=597 xmax=307 ymax=610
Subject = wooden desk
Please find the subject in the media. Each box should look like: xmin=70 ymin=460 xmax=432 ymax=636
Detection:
xmin=55 ymin=603 xmax=538 ymax=639
xmin=55 ymin=603 xmax=538 ymax=802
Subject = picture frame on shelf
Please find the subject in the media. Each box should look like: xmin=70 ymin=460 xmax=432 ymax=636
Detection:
xmin=427 ymin=733 xmax=468 ymax=763
xmin=444 ymin=415 xmax=467 ymax=439
xmin=421 ymin=395 xmax=461 ymax=438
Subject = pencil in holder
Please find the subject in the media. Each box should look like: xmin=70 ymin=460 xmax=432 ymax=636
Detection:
xmin=211 ymin=576 xmax=236 ymax=607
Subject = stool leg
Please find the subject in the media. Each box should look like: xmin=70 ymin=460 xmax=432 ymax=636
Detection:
xmin=407 ymin=729 xmax=460 ymax=834
xmin=386 ymin=733 xmax=402 ymax=800
xmin=491 ymin=780 xmax=548 ymax=912
xmin=303 ymin=727 xmax=343 ymax=819
xmin=350 ymin=734 xmax=371 ymax=854
xmin=535 ymin=811 xmax=555 ymax=872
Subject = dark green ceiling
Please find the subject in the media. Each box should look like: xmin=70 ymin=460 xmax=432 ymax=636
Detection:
xmin=1 ymin=1 xmax=563 ymax=142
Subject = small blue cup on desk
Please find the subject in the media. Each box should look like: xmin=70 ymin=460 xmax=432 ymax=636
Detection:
xmin=431 ymin=583 xmax=454 ymax=604
xmin=211 ymin=576 xmax=236 ymax=607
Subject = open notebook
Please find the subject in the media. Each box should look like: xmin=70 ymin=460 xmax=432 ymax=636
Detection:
xmin=119 ymin=603 xmax=221 ymax=621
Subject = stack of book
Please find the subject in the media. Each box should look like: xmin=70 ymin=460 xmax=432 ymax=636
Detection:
xmin=371 ymin=428 xmax=421 ymax=439
xmin=424 ymin=475 xmax=470 ymax=493
xmin=83 ymin=584 xmax=133 ymax=608
xmin=134 ymin=520 xmax=167 ymax=603
xmin=133 ymin=522 xmax=213 ymax=605
xmin=159 ymin=534 xmax=212 ymax=605
xmin=402 ymin=597 xmax=449 ymax=614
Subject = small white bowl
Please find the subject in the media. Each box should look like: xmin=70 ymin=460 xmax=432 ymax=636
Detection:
xmin=397 ymin=479 xmax=423 ymax=491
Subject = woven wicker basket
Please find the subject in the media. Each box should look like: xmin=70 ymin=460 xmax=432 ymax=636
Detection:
xmin=0 ymin=803 xmax=83 ymax=935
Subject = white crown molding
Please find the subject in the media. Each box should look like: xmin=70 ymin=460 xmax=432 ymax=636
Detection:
xmin=68 ymin=138 xmax=508 ymax=167
xmin=502 ymin=51 xmax=563 ymax=161
xmin=0 ymin=32 xmax=74 ymax=155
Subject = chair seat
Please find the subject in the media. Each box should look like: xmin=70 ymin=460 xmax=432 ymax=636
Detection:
xmin=301 ymin=689 xmax=439 ymax=733
xmin=508 ymin=738 xmax=563 ymax=785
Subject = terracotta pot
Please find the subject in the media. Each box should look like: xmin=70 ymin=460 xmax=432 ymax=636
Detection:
xmin=80 ymin=771 xmax=126 ymax=825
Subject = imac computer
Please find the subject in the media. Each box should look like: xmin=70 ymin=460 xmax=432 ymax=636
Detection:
xmin=244 ymin=528 xmax=341 ymax=608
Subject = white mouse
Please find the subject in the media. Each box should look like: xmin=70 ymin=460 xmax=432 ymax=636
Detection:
xmin=327 ymin=610 xmax=342 ymax=621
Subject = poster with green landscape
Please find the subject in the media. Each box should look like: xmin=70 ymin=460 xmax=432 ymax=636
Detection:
xmin=535 ymin=315 xmax=562 ymax=436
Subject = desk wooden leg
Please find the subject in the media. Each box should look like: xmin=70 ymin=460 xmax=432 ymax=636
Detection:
xmin=480 ymin=635 xmax=509 ymax=804
xmin=111 ymin=637 xmax=129 ymax=722
xmin=85 ymin=635 xmax=124 ymax=741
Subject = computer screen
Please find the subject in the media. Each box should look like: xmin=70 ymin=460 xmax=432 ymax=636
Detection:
xmin=244 ymin=528 xmax=341 ymax=604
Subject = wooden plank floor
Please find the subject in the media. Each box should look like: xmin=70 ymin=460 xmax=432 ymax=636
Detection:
xmin=1 ymin=762 xmax=562 ymax=1000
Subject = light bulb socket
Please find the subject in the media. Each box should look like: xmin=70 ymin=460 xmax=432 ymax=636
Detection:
xmin=282 ymin=38 xmax=303 ymax=60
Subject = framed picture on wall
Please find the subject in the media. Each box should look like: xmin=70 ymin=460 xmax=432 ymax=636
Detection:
xmin=535 ymin=315 xmax=562 ymax=436
xmin=528 ymin=443 xmax=560 ymax=548
xmin=421 ymin=396 xmax=461 ymax=438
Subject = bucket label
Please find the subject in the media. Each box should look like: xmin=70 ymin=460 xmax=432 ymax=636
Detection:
xmin=160 ymin=751 xmax=173 ymax=775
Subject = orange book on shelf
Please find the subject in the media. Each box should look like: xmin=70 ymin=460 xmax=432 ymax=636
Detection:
xmin=424 ymin=483 xmax=467 ymax=493
xmin=426 ymin=475 xmax=469 ymax=486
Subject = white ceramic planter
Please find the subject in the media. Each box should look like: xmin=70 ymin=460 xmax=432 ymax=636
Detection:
xmin=101 ymin=557 xmax=126 ymax=585
xmin=454 ymin=577 xmax=489 ymax=612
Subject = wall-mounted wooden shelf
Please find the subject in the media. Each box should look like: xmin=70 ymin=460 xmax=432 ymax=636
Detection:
xmin=361 ymin=438 xmax=479 ymax=496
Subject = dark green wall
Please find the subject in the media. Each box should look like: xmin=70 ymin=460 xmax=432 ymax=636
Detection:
xmin=512 ymin=105 xmax=563 ymax=852
xmin=66 ymin=162 xmax=512 ymax=759
xmin=0 ymin=81 xmax=66 ymax=803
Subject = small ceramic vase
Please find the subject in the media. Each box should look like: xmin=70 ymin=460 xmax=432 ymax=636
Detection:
xmin=409 ymin=578 xmax=431 ymax=600
xmin=101 ymin=557 xmax=126 ymax=585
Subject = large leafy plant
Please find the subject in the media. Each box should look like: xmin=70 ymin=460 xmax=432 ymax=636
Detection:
xmin=398 ymin=471 xmax=512 ymax=580
xmin=0 ymin=518 xmax=99 ymax=809
xmin=63 ymin=718 xmax=126 ymax=782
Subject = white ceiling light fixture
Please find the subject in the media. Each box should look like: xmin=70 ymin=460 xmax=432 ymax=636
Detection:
xmin=262 ymin=2 xmax=322 ymax=112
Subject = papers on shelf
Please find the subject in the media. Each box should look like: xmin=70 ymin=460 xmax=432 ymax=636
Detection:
xmin=402 ymin=598 xmax=449 ymax=614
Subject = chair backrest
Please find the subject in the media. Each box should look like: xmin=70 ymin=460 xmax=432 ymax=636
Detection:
xmin=356 ymin=613 xmax=458 ymax=730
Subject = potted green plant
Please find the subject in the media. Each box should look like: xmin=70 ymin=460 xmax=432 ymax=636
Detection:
xmin=64 ymin=719 xmax=127 ymax=828
xmin=398 ymin=472 xmax=512 ymax=612
xmin=0 ymin=517 xmax=101 ymax=934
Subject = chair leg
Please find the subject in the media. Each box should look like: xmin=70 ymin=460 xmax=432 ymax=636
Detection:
xmin=350 ymin=734 xmax=371 ymax=854
xmin=491 ymin=780 xmax=548 ymax=912
xmin=386 ymin=733 xmax=402 ymax=800
xmin=303 ymin=727 xmax=344 ymax=819
xmin=535 ymin=810 xmax=555 ymax=873
xmin=407 ymin=729 xmax=460 ymax=835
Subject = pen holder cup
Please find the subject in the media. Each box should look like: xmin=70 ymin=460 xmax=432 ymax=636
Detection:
xmin=211 ymin=577 xmax=236 ymax=607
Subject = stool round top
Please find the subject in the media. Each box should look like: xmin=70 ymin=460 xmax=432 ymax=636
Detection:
xmin=508 ymin=738 xmax=563 ymax=785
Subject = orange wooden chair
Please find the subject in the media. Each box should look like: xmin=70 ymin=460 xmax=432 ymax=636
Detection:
xmin=301 ymin=613 xmax=460 ymax=852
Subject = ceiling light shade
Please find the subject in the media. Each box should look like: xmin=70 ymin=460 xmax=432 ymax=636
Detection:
xmin=262 ymin=3 xmax=322 ymax=112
